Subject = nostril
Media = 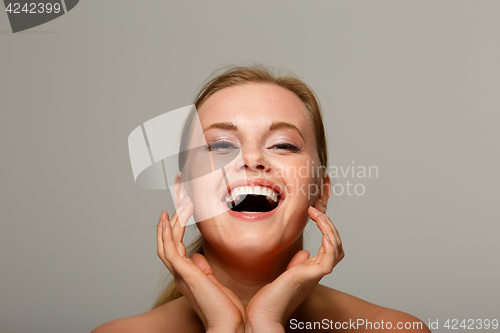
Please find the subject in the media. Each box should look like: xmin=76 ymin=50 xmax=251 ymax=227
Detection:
xmin=246 ymin=162 xmax=267 ymax=170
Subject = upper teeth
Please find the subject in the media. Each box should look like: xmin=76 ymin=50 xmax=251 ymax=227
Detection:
xmin=225 ymin=186 xmax=278 ymax=203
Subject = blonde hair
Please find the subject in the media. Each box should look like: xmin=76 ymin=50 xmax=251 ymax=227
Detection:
xmin=151 ymin=64 xmax=328 ymax=309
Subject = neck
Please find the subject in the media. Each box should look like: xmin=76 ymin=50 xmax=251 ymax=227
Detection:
xmin=202 ymin=235 xmax=304 ymax=307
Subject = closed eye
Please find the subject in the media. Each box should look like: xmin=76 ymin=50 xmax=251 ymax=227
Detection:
xmin=203 ymin=141 xmax=239 ymax=153
xmin=270 ymin=143 xmax=302 ymax=152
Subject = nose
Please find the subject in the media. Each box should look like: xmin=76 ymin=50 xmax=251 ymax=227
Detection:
xmin=238 ymin=143 xmax=271 ymax=173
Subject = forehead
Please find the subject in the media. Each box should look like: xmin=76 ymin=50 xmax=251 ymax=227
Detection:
xmin=197 ymin=83 xmax=312 ymax=136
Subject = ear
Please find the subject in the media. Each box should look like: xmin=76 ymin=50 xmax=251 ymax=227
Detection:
xmin=173 ymin=172 xmax=188 ymax=209
xmin=312 ymin=174 xmax=330 ymax=214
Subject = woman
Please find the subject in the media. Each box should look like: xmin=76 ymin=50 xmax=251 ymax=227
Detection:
xmin=94 ymin=65 xmax=430 ymax=333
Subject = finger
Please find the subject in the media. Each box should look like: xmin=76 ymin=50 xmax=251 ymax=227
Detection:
xmin=286 ymin=250 xmax=310 ymax=270
xmin=173 ymin=198 xmax=194 ymax=256
xmin=170 ymin=210 xmax=186 ymax=257
xmin=322 ymin=218 xmax=343 ymax=262
xmin=176 ymin=197 xmax=194 ymax=228
xmin=171 ymin=209 xmax=186 ymax=255
xmin=319 ymin=212 xmax=341 ymax=248
xmin=308 ymin=208 xmax=340 ymax=273
xmin=156 ymin=211 xmax=168 ymax=258
xmin=191 ymin=254 xmax=226 ymax=292
xmin=157 ymin=211 xmax=173 ymax=272
xmin=308 ymin=207 xmax=336 ymax=252
xmin=169 ymin=210 xmax=178 ymax=228
xmin=161 ymin=211 xmax=181 ymax=266
xmin=191 ymin=253 xmax=215 ymax=276
xmin=313 ymin=245 xmax=325 ymax=263
xmin=191 ymin=253 xmax=246 ymax=319
xmin=172 ymin=219 xmax=187 ymax=257
xmin=171 ymin=196 xmax=188 ymax=228
xmin=320 ymin=232 xmax=344 ymax=270
xmin=318 ymin=234 xmax=335 ymax=272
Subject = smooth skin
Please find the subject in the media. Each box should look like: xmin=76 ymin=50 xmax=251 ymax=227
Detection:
xmin=93 ymin=205 xmax=428 ymax=333
xmin=156 ymin=201 xmax=343 ymax=333
xmin=93 ymin=83 xmax=430 ymax=333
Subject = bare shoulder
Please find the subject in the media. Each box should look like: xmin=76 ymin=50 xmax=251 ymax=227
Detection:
xmin=371 ymin=308 xmax=430 ymax=332
xmin=308 ymin=285 xmax=430 ymax=332
xmin=91 ymin=314 xmax=147 ymax=333
xmin=91 ymin=297 xmax=203 ymax=333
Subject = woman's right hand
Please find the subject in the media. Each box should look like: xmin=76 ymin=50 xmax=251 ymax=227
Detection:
xmin=157 ymin=197 xmax=246 ymax=333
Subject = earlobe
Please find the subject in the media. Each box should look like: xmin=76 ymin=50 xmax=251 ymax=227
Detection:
xmin=312 ymin=199 xmax=326 ymax=214
xmin=174 ymin=172 xmax=187 ymax=209
xmin=313 ymin=175 xmax=331 ymax=213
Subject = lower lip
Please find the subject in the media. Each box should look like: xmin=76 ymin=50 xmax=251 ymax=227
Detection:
xmin=221 ymin=197 xmax=283 ymax=221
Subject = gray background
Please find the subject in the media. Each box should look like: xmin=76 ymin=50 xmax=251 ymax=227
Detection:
xmin=1 ymin=1 xmax=499 ymax=332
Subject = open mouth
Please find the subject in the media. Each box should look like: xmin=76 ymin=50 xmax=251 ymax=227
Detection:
xmin=225 ymin=186 xmax=280 ymax=213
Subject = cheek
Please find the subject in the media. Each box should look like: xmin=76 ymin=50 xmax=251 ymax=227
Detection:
xmin=184 ymin=172 xmax=226 ymax=222
xmin=274 ymin=158 xmax=319 ymax=201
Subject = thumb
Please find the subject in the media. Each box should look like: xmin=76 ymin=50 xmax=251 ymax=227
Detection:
xmin=286 ymin=250 xmax=310 ymax=270
xmin=191 ymin=253 xmax=230 ymax=293
xmin=191 ymin=253 xmax=214 ymax=276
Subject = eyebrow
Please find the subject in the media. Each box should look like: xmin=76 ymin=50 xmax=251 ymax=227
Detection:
xmin=269 ymin=121 xmax=306 ymax=142
xmin=203 ymin=122 xmax=238 ymax=132
xmin=203 ymin=121 xmax=305 ymax=142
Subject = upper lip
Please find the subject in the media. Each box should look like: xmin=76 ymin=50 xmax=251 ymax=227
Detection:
xmin=221 ymin=178 xmax=284 ymax=201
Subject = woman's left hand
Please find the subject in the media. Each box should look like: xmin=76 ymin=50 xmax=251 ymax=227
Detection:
xmin=245 ymin=206 xmax=344 ymax=333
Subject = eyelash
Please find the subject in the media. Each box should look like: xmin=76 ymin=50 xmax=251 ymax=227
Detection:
xmin=203 ymin=141 xmax=302 ymax=152
xmin=203 ymin=141 xmax=238 ymax=151
xmin=270 ymin=143 xmax=302 ymax=152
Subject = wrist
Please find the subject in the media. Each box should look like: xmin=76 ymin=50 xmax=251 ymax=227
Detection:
xmin=207 ymin=327 xmax=244 ymax=333
xmin=207 ymin=322 xmax=245 ymax=333
xmin=244 ymin=321 xmax=285 ymax=333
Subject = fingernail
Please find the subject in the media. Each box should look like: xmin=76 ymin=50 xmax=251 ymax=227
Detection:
xmin=162 ymin=219 xmax=166 ymax=230
xmin=310 ymin=206 xmax=320 ymax=214
xmin=326 ymin=234 xmax=332 ymax=244
xmin=319 ymin=213 xmax=327 ymax=223
xmin=311 ymin=207 xmax=326 ymax=220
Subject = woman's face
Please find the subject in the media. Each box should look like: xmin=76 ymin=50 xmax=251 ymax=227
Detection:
xmin=178 ymin=82 xmax=329 ymax=255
